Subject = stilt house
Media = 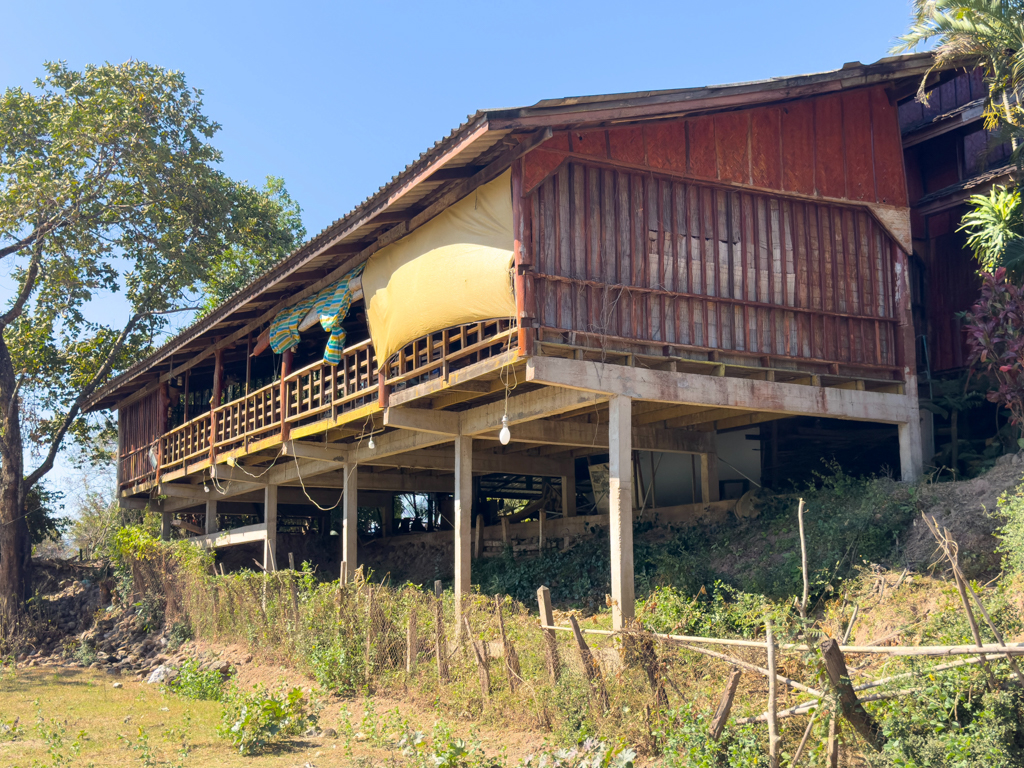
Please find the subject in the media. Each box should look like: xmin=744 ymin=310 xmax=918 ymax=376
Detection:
xmin=90 ymin=54 xmax=943 ymax=629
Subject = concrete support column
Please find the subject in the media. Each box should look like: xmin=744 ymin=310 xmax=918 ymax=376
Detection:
xmin=454 ymin=435 xmax=473 ymax=624
xmin=561 ymin=467 xmax=576 ymax=517
xmin=899 ymin=413 xmax=924 ymax=483
xmin=263 ymin=485 xmax=278 ymax=572
xmin=205 ymin=499 xmax=219 ymax=535
xmin=341 ymin=462 xmax=358 ymax=581
xmin=160 ymin=511 xmax=172 ymax=541
xmin=608 ymin=395 xmax=635 ymax=631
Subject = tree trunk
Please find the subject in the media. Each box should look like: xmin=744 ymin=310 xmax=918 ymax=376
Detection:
xmin=0 ymin=331 xmax=27 ymax=632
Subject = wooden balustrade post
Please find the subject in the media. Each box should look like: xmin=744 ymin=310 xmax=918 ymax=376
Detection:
xmin=280 ymin=348 xmax=293 ymax=442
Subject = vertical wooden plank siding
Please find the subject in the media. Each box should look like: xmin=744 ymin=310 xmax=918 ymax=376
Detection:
xmin=528 ymin=162 xmax=900 ymax=370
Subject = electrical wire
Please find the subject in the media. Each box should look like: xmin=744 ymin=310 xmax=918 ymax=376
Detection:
xmin=292 ymin=453 xmax=346 ymax=511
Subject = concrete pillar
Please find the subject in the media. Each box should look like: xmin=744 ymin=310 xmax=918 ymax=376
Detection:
xmin=899 ymin=415 xmax=924 ymax=483
xmin=341 ymin=462 xmax=358 ymax=581
xmin=561 ymin=467 xmax=576 ymax=517
xmin=700 ymin=433 xmax=720 ymax=503
xmin=454 ymin=435 xmax=473 ymax=623
xmin=205 ymin=499 xmax=219 ymax=535
xmin=160 ymin=511 xmax=172 ymax=541
xmin=608 ymin=395 xmax=635 ymax=631
xmin=263 ymin=485 xmax=278 ymax=572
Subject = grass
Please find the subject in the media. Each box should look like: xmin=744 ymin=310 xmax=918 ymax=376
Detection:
xmin=0 ymin=668 xmax=330 ymax=767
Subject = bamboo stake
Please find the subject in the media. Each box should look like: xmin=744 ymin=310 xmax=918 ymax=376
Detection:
xmin=923 ymin=514 xmax=999 ymax=688
xmin=676 ymin=641 xmax=822 ymax=697
xmin=708 ymin=668 xmax=741 ymax=741
xmin=434 ymin=580 xmax=449 ymax=683
xmin=964 ymin=579 xmax=1024 ymax=685
xmin=826 ymin=717 xmax=839 ymax=768
xmin=464 ymin=616 xmax=491 ymax=698
xmin=569 ymin=615 xmax=608 ymax=711
xmin=766 ymin=620 xmax=780 ymax=768
xmin=541 ymin=623 xmax=1024 ymax=656
xmin=406 ymin=609 xmax=417 ymax=674
xmin=495 ymin=595 xmax=522 ymax=692
xmin=739 ymin=686 xmax=923 ymax=724
xmin=797 ymin=498 xmax=808 ymax=620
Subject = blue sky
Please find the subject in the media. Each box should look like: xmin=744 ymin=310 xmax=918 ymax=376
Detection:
xmin=2 ymin=0 xmax=922 ymax=493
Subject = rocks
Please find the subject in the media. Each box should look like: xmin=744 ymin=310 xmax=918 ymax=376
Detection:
xmin=321 ymin=728 xmax=338 ymax=739
xmin=112 ymin=682 xmax=123 ymax=689
xmin=146 ymin=665 xmax=178 ymax=685
xmin=105 ymin=667 xmax=121 ymax=677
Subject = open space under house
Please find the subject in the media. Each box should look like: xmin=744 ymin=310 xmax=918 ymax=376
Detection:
xmin=90 ymin=51 xmax=994 ymax=631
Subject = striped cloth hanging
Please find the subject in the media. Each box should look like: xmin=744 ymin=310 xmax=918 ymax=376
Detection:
xmin=269 ymin=294 xmax=318 ymax=354
xmin=314 ymin=263 xmax=365 ymax=333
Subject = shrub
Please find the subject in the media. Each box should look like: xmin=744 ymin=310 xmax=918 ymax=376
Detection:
xmin=166 ymin=620 xmax=193 ymax=651
xmin=963 ymin=268 xmax=1024 ymax=441
xmin=657 ymin=703 xmax=767 ymax=768
xmin=165 ymin=658 xmax=228 ymax=701
xmin=997 ymin=482 xmax=1024 ymax=577
xmin=219 ymin=684 xmax=318 ymax=755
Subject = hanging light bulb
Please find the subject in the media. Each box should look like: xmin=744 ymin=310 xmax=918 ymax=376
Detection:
xmin=204 ymin=482 xmax=210 ymax=493
xmin=499 ymin=415 xmax=511 ymax=446
xmin=368 ymin=434 xmax=376 ymax=450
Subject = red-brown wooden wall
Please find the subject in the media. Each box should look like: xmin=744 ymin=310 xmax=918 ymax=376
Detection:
xmin=521 ymin=162 xmax=903 ymax=373
xmin=522 ymin=86 xmax=908 ymax=208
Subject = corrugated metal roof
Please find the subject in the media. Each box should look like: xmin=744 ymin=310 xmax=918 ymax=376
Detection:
xmin=87 ymin=52 xmax=940 ymax=411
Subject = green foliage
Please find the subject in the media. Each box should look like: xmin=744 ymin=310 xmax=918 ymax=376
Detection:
xmin=34 ymin=700 xmax=86 ymax=767
xmin=0 ymin=715 xmax=25 ymax=742
xmin=868 ymin=680 xmax=1024 ymax=767
xmin=305 ymin=633 xmax=365 ymax=696
xmin=25 ymin=483 xmax=69 ymax=549
xmin=195 ymin=175 xmax=306 ymax=318
xmin=165 ymin=658 xmax=227 ymax=701
xmin=657 ymin=703 xmax=767 ymax=768
xmin=519 ymin=738 xmax=637 ymax=768
xmin=218 ymin=684 xmax=318 ymax=755
xmin=165 ymin=620 xmax=193 ymax=652
xmin=893 ymin=1 xmax=1024 ymax=154
xmin=961 ymin=186 xmax=1024 ymax=275
xmin=996 ymin=481 xmax=1024 ymax=575
xmin=117 ymin=725 xmax=156 ymax=767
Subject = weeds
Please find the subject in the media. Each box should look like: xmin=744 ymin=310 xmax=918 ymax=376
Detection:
xmin=117 ymin=725 xmax=156 ymax=767
xmin=34 ymin=700 xmax=88 ymax=768
xmin=219 ymin=684 xmax=319 ymax=755
xmin=164 ymin=657 xmax=228 ymax=701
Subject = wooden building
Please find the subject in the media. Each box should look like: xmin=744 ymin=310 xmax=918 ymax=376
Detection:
xmin=89 ymin=54 xmax=940 ymax=629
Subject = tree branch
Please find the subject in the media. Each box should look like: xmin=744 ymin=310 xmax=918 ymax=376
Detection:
xmin=0 ymin=239 xmax=43 ymax=329
xmin=23 ymin=304 xmax=201 ymax=490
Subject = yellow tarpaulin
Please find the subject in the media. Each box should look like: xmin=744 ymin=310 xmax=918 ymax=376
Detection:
xmin=363 ymin=170 xmax=516 ymax=364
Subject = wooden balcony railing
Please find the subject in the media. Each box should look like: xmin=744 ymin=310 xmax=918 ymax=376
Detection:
xmin=382 ymin=319 xmax=516 ymax=391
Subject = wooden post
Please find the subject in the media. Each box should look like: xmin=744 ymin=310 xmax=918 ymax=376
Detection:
xmin=205 ymin=499 xmax=219 ymax=535
xmin=569 ymin=614 xmax=608 ymax=710
xmin=464 ymin=616 xmax=491 ymax=697
xmin=377 ymin=364 xmax=390 ymax=408
xmin=406 ymin=608 xmax=418 ymax=673
xmin=379 ymin=506 xmax=390 ymax=539
xmin=263 ymin=485 xmax=278 ymax=572
xmin=708 ymin=668 xmax=742 ymax=741
xmin=156 ymin=381 xmax=170 ymax=484
xmin=495 ymin=595 xmax=521 ymax=692
xmin=474 ymin=513 xmax=483 ymax=559
xmin=537 ymin=586 xmax=561 ymax=683
xmin=209 ymin=347 xmax=224 ymax=464
xmin=821 ymin=639 xmax=886 ymax=751
xmin=454 ymin=435 xmax=472 ymax=626
xmin=608 ymin=395 xmax=635 ymax=631
xmin=700 ymin=450 xmax=720 ymax=503
xmin=342 ymin=462 xmax=357 ymax=581
xmin=827 ymin=718 xmax=840 ymax=768
xmin=561 ymin=470 xmax=576 ymax=517
xmin=538 ymin=509 xmax=546 ymax=552
xmin=340 ymin=560 xmax=348 ymax=585
xmin=501 ymin=516 xmax=509 ymax=546
xmin=280 ymin=347 xmax=294 ymax=442
xmin=766 ymin=620 xmax=780 ymax=767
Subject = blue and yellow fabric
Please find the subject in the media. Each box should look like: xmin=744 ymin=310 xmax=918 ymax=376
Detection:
xmin=269 ymin=294 xmax=318 ymax=354
xmin=266 ymin=263 xmax=365 ymax=363
xmin=316 ymin=263 xmax=365 ymax=364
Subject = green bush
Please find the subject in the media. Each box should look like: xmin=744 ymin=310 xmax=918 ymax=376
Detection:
xmin=166 ymin=658 xmax=228 ymax=701
xmin=304 ymin=634 xmax=365 ymax=696
xmin=166 ymin=620 xmax=194 ymax=651
xmin=219 ymin=684 xmax=318 ymax=755
xmin=997 ymin=483 xmax=1024 ymax=576
xmin=657 ymin=703 xmax=767 ymax=768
